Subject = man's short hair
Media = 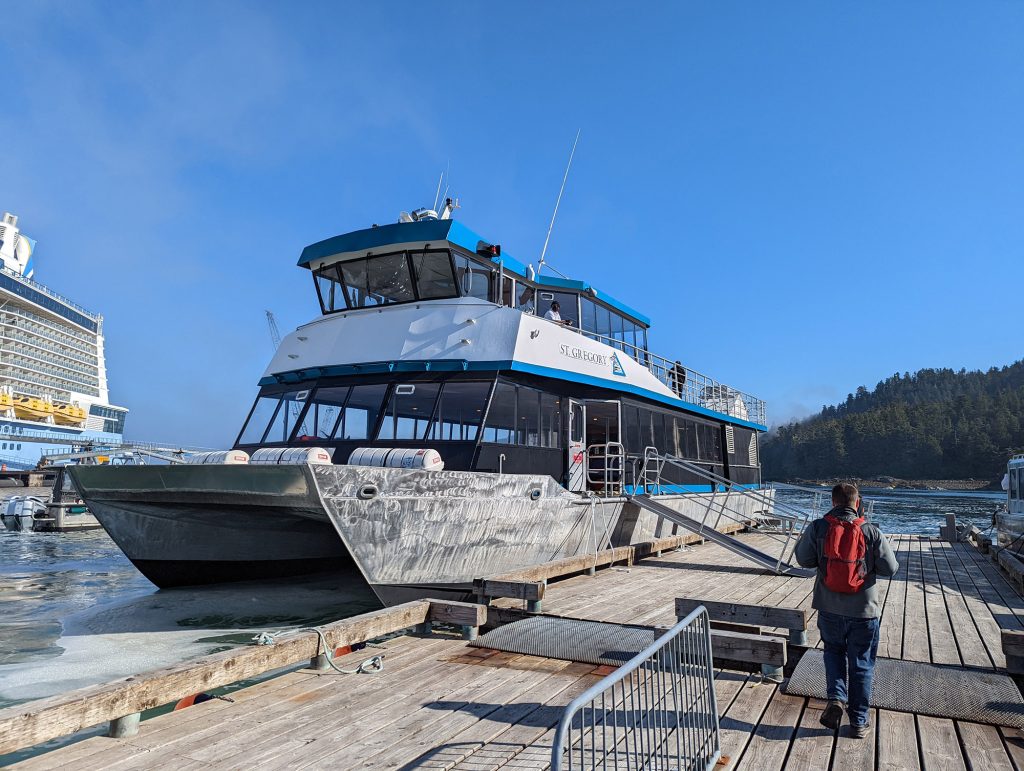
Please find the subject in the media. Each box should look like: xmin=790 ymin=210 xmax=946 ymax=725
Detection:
xmin=832 ymin=482 xmax=859 ymax=508
xmin=551 ymin=301 xmax=560 ymax=309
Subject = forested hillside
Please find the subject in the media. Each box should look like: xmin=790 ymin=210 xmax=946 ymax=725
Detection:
xmin=762 ymin=361 xmax=1024 ymax=481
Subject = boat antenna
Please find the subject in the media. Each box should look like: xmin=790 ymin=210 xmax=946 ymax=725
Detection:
xmin=432 ymin=160 xmax=451 ymax=212
xmin=538 ymin=129 xmax=580 ymax=275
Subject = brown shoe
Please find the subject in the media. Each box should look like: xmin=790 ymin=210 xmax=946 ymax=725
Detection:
xmin=850 ymin=721 xmax=871 ymax=739
xmin=820 ymin=700 xmax=844 ymax=730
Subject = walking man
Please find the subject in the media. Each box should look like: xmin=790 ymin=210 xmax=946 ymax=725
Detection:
xmin=794 ymin=482 xmax=899 ymax=737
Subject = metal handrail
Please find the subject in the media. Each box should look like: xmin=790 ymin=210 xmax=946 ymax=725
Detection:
xmin=586 ymin=442 xmax=625 ymax=496
xmin=638 ymin=452 xmax=817 ymax=571
xmin=0 ymin=264 xmax=100 ymax=321
xmin=550 ymin=606 xmax=720 ymax=770
xmin=574 ymin=328 xmax=766 ymax=426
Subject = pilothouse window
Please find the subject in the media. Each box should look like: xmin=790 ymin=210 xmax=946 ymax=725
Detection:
xmin=410 ymin=250 xmax=457 ymax=300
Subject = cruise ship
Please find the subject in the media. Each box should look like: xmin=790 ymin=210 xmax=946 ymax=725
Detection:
xmin=70 ymin=201 xmax=799 ymax=604
xmin=0 ymin=212 xmax=128 ymax=468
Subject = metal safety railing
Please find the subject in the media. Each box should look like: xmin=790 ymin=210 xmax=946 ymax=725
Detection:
xmin=550 ymin=607 xmax=720 ymax=771
xmin=586 ymin=442 xmax=626 ymax=496
xmin=576 ymin=329 xmax=766 ymax=426
xmin=637 ymin=451 xmax=815 ymax=572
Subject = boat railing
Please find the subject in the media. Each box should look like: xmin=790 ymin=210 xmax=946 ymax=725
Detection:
xmin=585 ymin=442 xmax=625 ymax=496
xmin=0 ymin=264 xmax=100 ymax=323
xmin=640 ymin=452 xmax=814 ymax=572
xmin=576 ymin=329 xmax=766 ymax=425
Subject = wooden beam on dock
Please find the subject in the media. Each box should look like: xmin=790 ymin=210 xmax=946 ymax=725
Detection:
xmin=675 ymin=597 xmax=807 ymax=637
xmin=490 ymin=545 xmax=634 ymax=583
xmin=472 ymin=578 xmax=545 ymax=603
xmin=0 ymin=598 xmax=483 ymax=757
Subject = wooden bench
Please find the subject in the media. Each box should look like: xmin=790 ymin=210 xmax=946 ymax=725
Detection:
xmin=676 ymin=597 xmax=803 ymax=680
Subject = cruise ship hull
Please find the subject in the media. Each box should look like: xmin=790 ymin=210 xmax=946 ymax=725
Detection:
xmin=69 ymin=464 xmax=773 ymax=601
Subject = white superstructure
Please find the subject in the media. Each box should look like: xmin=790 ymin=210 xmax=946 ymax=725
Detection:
xmin=0 ymin=212 xmax=127 ymax=468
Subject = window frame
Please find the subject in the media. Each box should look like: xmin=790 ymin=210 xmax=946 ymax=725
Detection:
xmin=312 ymin=248 xmax=461 ymax=314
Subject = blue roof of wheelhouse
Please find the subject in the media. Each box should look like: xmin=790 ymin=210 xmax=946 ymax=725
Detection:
xmin=297 ymin=219 xmax=650 ymax=326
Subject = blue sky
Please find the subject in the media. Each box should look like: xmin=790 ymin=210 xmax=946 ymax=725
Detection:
xmin=1 ymin=2 xmax=1021 ymax=446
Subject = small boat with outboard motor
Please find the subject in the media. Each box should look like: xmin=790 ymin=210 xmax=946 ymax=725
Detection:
xmin=70 ymin=200 xmax=804 ymax=605
xmin=1 ymin=466 xmax=100 ymax=532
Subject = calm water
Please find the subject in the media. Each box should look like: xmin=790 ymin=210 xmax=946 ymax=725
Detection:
xmin=0 ymin=487 xmax=1005 ymax=711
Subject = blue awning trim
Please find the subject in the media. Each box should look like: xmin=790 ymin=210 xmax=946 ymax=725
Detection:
xmin=259 ymin=358 xmax=767 ymax=432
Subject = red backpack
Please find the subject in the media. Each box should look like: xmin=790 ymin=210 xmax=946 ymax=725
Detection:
xmin=822 ymin=514 xmax=868 ymax=593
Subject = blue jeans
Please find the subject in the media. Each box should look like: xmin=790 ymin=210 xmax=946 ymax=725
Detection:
xmin=816 ymin=610 xmax=880 ymax=726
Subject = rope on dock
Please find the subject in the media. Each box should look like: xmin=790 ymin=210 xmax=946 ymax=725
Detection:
xmin=251 ymin=627 xmax=385 ymax=675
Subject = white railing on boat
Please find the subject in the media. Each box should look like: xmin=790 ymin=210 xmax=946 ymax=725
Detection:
xmin=573 ymin=327 xmax=767 ymax=425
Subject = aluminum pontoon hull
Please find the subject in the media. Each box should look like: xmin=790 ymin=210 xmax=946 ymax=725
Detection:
xmin=68 ymin=464 xmax=773 ymax=601
xmin=68 ymin=465 xmax=351 ymax=587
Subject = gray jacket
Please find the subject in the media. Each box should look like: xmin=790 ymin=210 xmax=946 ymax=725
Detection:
xmin=795 ymin=506 xmax=900 ymax=619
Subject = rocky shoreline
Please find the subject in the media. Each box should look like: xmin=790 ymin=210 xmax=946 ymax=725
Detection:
xmin=788 ymin=477 xmax=1002 ymax=492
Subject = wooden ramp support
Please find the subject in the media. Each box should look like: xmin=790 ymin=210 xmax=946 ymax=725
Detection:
xmin=676 ymin=597 xmax=806 ymax=680
xmin=0 ymin=598 xmax=486 ymax=757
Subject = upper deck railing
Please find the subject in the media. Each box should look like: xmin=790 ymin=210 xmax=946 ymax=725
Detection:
xmin=572 ymin=326 xmax=767 ymax=426
xmin=0 ymin=265 xmax=100 ymax=329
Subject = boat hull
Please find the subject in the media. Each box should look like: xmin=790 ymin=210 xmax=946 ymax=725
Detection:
xmin=67 ymin=464 xmax=352 ymax=588
xmin=69 ymin=463 xmax=773 ymax=601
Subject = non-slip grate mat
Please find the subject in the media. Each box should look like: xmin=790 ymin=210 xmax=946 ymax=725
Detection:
xmin=469 ymin=616 xmax=659 ymax=666
xmin=785 ymin=650 xmax=1024 ymax=728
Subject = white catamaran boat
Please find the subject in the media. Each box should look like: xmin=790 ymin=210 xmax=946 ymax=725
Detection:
xmin=70 ymin=202 xmax=796 ymax=605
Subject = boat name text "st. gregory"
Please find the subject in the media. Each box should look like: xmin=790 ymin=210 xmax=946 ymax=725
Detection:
xmin=558 ymin=344 xmax=609 ymax=367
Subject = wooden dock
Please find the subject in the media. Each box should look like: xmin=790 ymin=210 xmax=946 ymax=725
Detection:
xmin=4 ymin=531 xmax=1024 ymax=769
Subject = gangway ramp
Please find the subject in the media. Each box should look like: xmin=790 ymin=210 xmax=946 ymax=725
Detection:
xmin=627 ymin=493 xmax=816 ymax=577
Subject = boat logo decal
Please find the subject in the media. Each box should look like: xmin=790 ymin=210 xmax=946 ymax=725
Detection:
xmin=558 ymin=344 xmax=609 ymax=367
xmin=610 ymin=353 xmax=626 ymax=377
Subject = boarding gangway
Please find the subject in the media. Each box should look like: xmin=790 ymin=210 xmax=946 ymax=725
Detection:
xmin=628 ymin=450 xmax=817 ymax=577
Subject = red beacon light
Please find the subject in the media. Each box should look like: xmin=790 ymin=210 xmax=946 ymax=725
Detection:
xmin=476 ymin=241 xmax=501 ymax=257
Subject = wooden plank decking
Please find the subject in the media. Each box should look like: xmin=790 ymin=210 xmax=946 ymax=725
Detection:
xmin=10 ymin=533 xmax=1024 ymax=770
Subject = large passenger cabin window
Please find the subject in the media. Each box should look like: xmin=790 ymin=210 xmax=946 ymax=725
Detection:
xmin=313 ymin=249 xmax=464 ymax=312
xmin=236 ymin=379 xmax=493 ymax=446
xmin=481 ymin=381 xmax=562 ymax=448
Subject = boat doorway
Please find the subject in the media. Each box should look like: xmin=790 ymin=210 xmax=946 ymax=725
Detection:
xmin=565 ymin=400 xmax=621 ymax=494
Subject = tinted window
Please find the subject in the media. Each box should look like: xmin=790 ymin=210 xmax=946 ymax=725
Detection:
xmin=303 ymin=386 xmax=350 ymax=441
xmin=1014 ymin=468 xmax=1021 ymax=501
xmin=263 ymin=390 xmax=310 ymax=443
xmin=238 ymin=395 xmax=281 ymax=445
xmin=338 ymin=383 xmax=387 ymax=440
xmin=379 ymin=383 xmax=442 ymax=441
xmin=428 ymin=381 xmax=491 ymax=441
xmin=482 ymin=382 xmax=517 ymax=443
xmin=517 ymin=387 xmax=541 ymax=446
xmin=677 ymin=418 xmax=699 ymax=459
xmin=540 ymin=392 xmax=562 ymax=448
xmin=411 ymin=250 xmax=457 ymax=300
xmin=339 ymin=254 xmax=415 ymax=307
xmin=314 ymin=264 xmax=343 ymax=313
xmin=454 ymin=253 xmax=491 ymax=301
xmin=581 ymin=298 xmax=597 ymax=333
xmin=697 ymin=423 xmax=722 ymax=462
xmin=537 ymin=291 xmax=578 ymax=326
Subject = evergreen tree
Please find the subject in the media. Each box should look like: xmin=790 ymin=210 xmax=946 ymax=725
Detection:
xmin=762 ymin=359 xmax=1024 ymax=481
